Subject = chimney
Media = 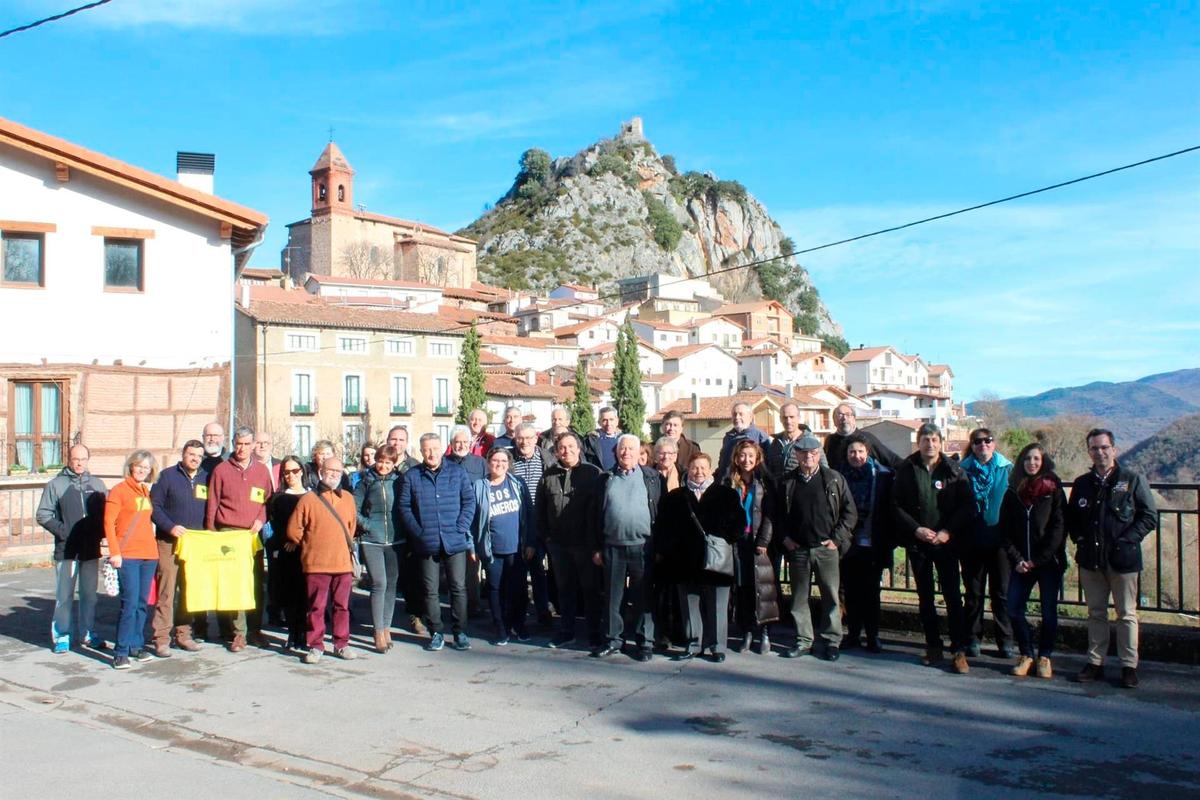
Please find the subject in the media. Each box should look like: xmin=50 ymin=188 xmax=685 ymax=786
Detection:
xmin=785 ymin=381 xmax=795 ymax=398
xmin=177 ymin=152 xmax=215 ymax=194
xmin=239 ymin=283 xmax=250 ymax=308
xmin=526 ymin=369 xmax=536 ymax=386
xmin=691 ymin=393 xmax=700 ymax=414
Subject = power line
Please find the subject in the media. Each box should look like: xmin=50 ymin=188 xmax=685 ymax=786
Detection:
xmin=0 ymin=0 xmax=112 ymax=39
xmin=238 ymin=141 xmax=1200 ymax=359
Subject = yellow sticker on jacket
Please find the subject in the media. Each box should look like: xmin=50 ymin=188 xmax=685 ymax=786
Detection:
xmin=195 ymin=484 xmax=208 ymax=500
xmin=135 ymin=497 xmax=152 ymax=511
xmin=250 ymin=487 xmax=266 ymax=504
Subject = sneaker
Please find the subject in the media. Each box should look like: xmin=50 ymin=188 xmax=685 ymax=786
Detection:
xmin=1120 ymin=667 xmax=1139 ymax=689
xmin=1036 ymin=657 xmax=1053 ymax=679
xmin=548 ymin=633 xmax=576 ymax=649
xmin=512 ymin=628 xmax=531 ymax=643
xmin=229 ymin=635 xmax=247 ymax=653
xmin=1076 ymin=663 xmax=1104 ymax=683
xmin=112 ymin=655 xmax=132 ymax=670
xmin=132 ymin=649 xmax=153 ymax=663
xmin=303 ymin=648 xmax=323 ymax=664
xmin=921 ymin=648 xmax=944 ymax=666
xmin=426 ymin=632 xmax=445 ymax=652
xmin=495 ymin=631 xmax=510 ymax=647
xmin=334 ymin=647 xmax=357 ymax=660
xmin=951 ymin=651 xmax=969 ymax=674
xmin=52 ymin=641 xmax=69 ymax=655
xmin=965 ymin=640 xmax=981 ymax=657
xmin=1011 ymin=656 xmax=1034 ymax=677
xmin=452 ymin=633 xmax=471 ymax=651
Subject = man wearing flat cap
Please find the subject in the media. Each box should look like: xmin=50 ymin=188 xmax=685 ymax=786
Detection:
xmin=775 ymin=435 xmax=857 ymax=661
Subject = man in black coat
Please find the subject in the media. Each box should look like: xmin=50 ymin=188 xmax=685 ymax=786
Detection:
xmin=536 ymin=432 xmax=605 ymax=648
xmin=892 ymin=423 xmax=973 ymax=673
xmin=775 ymin=435 xmax=857 ymax=661
xmin=1066 ymin=428 xmax=1157 ymax=689
xmin=824 ymin=403 xmax=903 ymax=472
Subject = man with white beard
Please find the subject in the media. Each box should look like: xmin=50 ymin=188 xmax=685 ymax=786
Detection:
xmin=200 ymin=421 xmax=227 ymax=474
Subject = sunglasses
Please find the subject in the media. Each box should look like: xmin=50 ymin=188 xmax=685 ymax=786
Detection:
xmin=282 ymin=468 xmax=303 ymax=475
xmin=972 ymin=437 xmax=995 ymax=446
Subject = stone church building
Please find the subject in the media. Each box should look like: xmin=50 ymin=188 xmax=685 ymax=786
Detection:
xmin=281 ymin=142 xmax=477 ymax=288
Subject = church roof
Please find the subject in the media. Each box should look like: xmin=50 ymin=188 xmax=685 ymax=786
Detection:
xmin=310 ymin=141 xmax=354 ymax=174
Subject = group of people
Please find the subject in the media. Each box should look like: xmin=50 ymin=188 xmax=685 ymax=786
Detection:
xmin=37 ymin=401 xmax=1157 ymax=688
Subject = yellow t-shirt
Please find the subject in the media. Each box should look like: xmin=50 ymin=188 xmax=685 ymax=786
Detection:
xmin=174 ymin=529 xmax=262 ymax=612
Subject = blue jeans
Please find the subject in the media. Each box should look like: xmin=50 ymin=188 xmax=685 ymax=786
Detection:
xmin=115 ymin=558 xmax=156 ymax=656
xmin=484 ymin=553 xmax=525 ymax=632
xmin=1007 ymin=565 xmax=1060 ymax=657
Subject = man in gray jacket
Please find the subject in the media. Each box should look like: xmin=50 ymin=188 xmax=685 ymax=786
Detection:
xmin=36 ymin=444 xmax=107 ymax=653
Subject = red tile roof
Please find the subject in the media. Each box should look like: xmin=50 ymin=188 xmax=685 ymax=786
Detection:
xmin=239 ymin=297 xmax=462 ymax=334
xmin=659 ymin=391 xmax=783 ymax=421
xmin=484 ymin=374 xmax=572 ymax=401
xmin=713 ymin=300 xmax=791 ymax=316
xmin=663 ymin=343 xmax=727 ymax=360
xmin=482 ymin=335 xmax=576 ymax=350
xmin=843 ymin=346 xmax=893 ymax=363
xmin=306 ymin=274 xmax=442 ymax=292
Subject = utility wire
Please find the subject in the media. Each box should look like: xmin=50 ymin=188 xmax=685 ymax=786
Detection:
xmin=237 ymin=142 xmax=1200 ymax=360
xmin=0 ymin=0 xmax=112 ymax=39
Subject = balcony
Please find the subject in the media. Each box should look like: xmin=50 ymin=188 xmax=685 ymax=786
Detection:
xmin=291 ymin=402 xmax=314 ymax=416
xmin=433 ymin=402 xmax=452 ymax=416
xmin=342 ymin=404 xmax=362 ymax=416
xmin=391 ymin=404 xmax=410 ymax=415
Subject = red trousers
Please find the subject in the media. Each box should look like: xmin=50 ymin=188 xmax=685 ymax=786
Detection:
xmin=305 ymin=572 xmax=352 ymax=651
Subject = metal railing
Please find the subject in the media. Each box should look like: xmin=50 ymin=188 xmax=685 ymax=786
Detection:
xmin=0 ymin=478 xmax=55 ymax=560
xmin=879 ymin=482 xmax=1200 ymax=616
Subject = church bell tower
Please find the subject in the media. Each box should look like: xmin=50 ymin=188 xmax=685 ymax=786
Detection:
xmin=310 ymin=141 xmax=355 ymax=215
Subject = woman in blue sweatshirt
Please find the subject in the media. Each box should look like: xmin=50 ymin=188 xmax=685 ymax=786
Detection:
xmin=471 ymin=447 xmax=536 ymax=645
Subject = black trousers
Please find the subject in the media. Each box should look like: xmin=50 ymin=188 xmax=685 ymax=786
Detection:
xmin=908 ymin=545 xmax=966 ymax=651
xmin=960 ymin=545 xmax=1013 ymax=647
xmin=547 ymin=543 xmax=601 ymax=643
xmin=603 ymin=543 xmax=654 ymax=650
xmin=416 ymin=549 xmax=467 ymax=635
xmin=842 ymin=545 xmax=885 ymax=641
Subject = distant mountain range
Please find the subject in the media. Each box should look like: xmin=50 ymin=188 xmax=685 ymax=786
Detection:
xmin=968 ymin=368 xmax=1200 ymax=446
xmin=1122 ymin=413 xmax=1200 ymax=484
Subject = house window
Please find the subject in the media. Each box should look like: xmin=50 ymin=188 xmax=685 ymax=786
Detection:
xmin=338 ymin=336 xmax=367 ymax=354
xmin=9 ymin=380 xmax=65 ymax=470
xmin=2 ymin=233 xmax=44 ymax=286
xmin=434 ymin=377 xmax=451 ymax=414
xmin=430 ymin=341 xmax=454 ymax=358
xmin=344 ymin=422 xmax=364 ymax=453
xmin=104 ymin=239 xmax=143 ymax=290
xmin=285 ymin=332 xmax=318 ymax=352
xmin=292 ymin=373 xmax=313 ymax=414
xmin=343 ymin=375 xmax=362 ymax=414
xmin=386 ymin=338 xmax=414 ymax=356
xmin=885 ymin=353 xmax=893 ymax=366
xmin=293 ymin=424 xmax=313 ymax=457
xmin=391 ymin=375 xmax=410 ymax=414
xmin=437 ymin=424 xmax=450 ymax=443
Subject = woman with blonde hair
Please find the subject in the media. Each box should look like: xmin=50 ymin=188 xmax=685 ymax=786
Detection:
xmin=104 ymin=450 xmax=160 ymax=669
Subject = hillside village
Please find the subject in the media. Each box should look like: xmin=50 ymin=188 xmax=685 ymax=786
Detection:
xmin=0 ymin=116 xmax=966 ymax=476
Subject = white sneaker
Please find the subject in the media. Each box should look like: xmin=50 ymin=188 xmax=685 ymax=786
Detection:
xmin=303 ymin=648 xmax=323 ymax=664
xmin=334 ymin=647 xmax=357 ymax=660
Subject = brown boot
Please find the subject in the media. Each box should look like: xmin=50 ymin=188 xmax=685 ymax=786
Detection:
xmin=152 ymin=641 xmax=172 ymax=658
xmin=229 ymin=634 xmax=247 ymax=653
xmin=951 ymin=651 xmax=969 ymax=674
xmin=1036 ymin=657 xmax=1053 ymax=679
xmin=1011 ymin=656 xmax=1034 ymax=677
xmin=175 ymin=636 xmax=201 ymax=652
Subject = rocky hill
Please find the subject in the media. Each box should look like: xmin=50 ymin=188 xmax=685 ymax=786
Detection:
xmin=1123 ymin=413 xmax=1200 ymax=484
xmin=459 ymin=118 xmax=843 ymax=342
xmin=967 ymin=368 xmax=1200 ymax=446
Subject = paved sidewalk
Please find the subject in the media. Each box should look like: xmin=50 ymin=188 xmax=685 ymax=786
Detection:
xmin=1 ymin=566 xmax=1198 ymax=799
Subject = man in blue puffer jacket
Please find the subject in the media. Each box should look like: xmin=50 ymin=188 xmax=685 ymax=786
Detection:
xmin=398 ymin=432 xmax=477 ymax=652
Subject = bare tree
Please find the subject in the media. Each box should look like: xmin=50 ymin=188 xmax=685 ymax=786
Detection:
xmin=339 ymin=240 xmax=393 ymax=280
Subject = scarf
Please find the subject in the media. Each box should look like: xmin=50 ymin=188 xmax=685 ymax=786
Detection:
xmin=739 ymin=482 xmax=755 ymax=535
xmin=962 ymin=455 xmax=1000 ymax=514
xmin=1018 ymin=475 xmax=1058 ymax=507
xmin=686 ymin=476 xmax=713 ymax=500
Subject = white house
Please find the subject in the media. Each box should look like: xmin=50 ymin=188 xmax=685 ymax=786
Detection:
xmin=792 ymin=351 xmax=847 ymax=387
xmin=303 ymin=274 xmax=444 ymax=313
xmin=481 ymin=335 xmax=580 ymax=372
xmin=483 ymin=373 xmax=572 ymax=433
xmin=861 ymin=388 xmax=954 ymax=432
xmin=579 ymin=339 xmax=665 ymax=374
xmin=684 ymin=316 xmax=744 ymax=352
xmin=663 ymin=344 xmax=739 ymax=399
xmin=737 ymin=345 xmax=793 ymax=389
xmin=553 ymin=317 xmax=619 ymax=346
xmin=0 ymin=116 xmax=267 ymax=475
xmin=630 ymin=318 xmax=690 ymax=351
xmin=790 ymin=333 xmax=824 ymax=354
xmin=844 ymin=345 xmax=932 ymax=397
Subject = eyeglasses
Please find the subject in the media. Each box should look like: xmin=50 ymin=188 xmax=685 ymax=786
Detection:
xmin=973 ymin=437 xmax=994 ymax=446
xmin=282 ymin=468 xmax=302 ymax=475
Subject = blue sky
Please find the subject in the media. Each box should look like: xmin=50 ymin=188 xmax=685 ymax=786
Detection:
xmin=2 ymin=1 xmax=1196 ymax=401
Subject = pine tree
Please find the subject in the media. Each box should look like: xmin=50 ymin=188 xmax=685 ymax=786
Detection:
xmin=569 ymin=360 xmax=595 ymax=435
xmin=455 ymin=321 xmax=486 ymax=424
xmin=611 ymin=319 xmax=646 ymax=438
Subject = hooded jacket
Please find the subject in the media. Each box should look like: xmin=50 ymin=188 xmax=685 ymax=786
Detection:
xmin=36 ymin=467 xmax=107 ymax=561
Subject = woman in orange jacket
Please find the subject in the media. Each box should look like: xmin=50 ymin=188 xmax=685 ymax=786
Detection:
xmin=104 ymin=449 xmax=159 ymax=670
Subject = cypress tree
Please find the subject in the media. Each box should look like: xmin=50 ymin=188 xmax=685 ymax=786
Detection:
xmin=569 ymin=360 xmax=595 ymax=435
xmin=611 ymin=319 xmax=645 ymax=438
xmin=455 ymin=321 xmax=486 ymax=424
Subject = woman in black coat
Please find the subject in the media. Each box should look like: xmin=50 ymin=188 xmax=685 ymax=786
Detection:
xmin=655 ymin=452 xmax=744 ymax=662
xmin=722 ymin=439 xmax=778 ymax=654
xmin=267 ymin=455 xmax=309 ymax=652
xmin=1000 ymin=442 xmax=1067 ymax=680
xmin=837 ymin=434 xmax=896 ymax=653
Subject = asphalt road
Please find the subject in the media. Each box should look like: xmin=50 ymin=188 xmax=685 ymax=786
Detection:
xmin=1 ymin=566 xmax=1198 ymax=799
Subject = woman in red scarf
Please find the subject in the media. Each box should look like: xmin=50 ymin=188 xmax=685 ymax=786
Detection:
xmin=999 ymin=443 xmax=1067 ymax=679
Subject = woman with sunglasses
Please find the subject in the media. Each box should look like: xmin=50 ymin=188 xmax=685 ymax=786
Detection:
xmin=958 ymin=428 xmax=1014 ymax=658
xmin=268 ymin=455 xmax=309 ymax=652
